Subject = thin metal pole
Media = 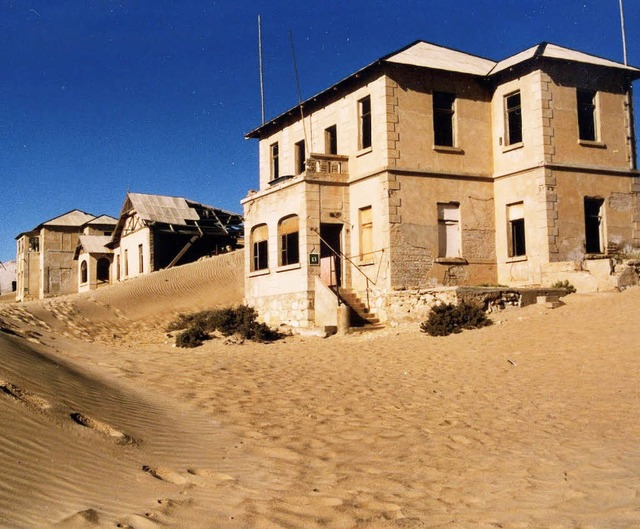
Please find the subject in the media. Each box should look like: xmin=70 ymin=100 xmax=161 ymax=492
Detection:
xmin=258 ymin=15 xmax=265 ymax=124
xmin=619 ymin=0 xmax=628 ymax=65
xmin=289 ymin=31 xmax=308 ymax=148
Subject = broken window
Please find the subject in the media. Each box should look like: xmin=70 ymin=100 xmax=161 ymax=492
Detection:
xmin=80 ymin=260 xmax=88 ymax=284
xmin=507 ymin=202 xmax=526 ymax=257
xmin=505 ymin=91 xmax=522 ymax=146
xmin=279 ymin=215 xmax=299 ymax=266
xmin=325 ymin=125 xmax=337 ymax=154
xmin=294 ymin=140 xmax=306 ymax=175
xmin=270 ymin=142 xmax=279 ymax=181
xmin=433 ymin=92 xmax=456 ymax=147
xmin=577 ymin=89 xmax=597 ymax=141
xmin=358 ymin=96 xmax=372 ymax=150
xmin=437 ymin=203 xmax=461 ymax=258
xmin=359 ymin=206 xmax=373 ymax=262
xmin=251 ymin=224 xmax=269 ymax=271
xmin=584 ymin=197 xmax=605 ymax=254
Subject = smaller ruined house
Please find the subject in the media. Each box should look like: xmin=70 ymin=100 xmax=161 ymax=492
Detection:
xmin=16 ymin=210 xmax=117 ymax=301
xmin=108 ymin=192 xmax=243 ymax=281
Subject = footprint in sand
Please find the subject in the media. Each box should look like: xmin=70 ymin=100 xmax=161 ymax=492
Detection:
xmin=70 ymin=412 xmax=138 ymax=446
xmin=0 ymin=380 xmax=51 ymax=411
xmin=142 ymin=465 xmax=187 ymax=485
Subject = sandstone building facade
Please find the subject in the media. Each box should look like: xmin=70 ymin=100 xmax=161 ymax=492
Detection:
xmin=243 ymin=41 xmax=640 ymax=327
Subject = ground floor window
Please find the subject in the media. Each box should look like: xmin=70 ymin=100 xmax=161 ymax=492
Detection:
xmin=251 ymin=224 xmax=269 ymax=271
xmin=279 ymin=215 xmax=299 ymax=266
xmin=80 ymin=260 xmax=88 ymax=284
xmin=138 ymin=244 xmax=144 ymax=274
xmin=584 ymin=197 xmax=605 ymax=254
xmin=437 ymin=202 xmax=461 ymax=258
xmin=507 ymin=202 xmax=526 ymax=257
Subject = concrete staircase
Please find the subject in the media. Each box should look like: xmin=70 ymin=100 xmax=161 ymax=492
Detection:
xmin=338 ymin=288 xmax=382 ymax=328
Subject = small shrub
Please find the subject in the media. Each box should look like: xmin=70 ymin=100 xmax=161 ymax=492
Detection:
xmin=175 ymin=326 xmax=209 ymax=348
xmin=551 ymin=280 xmax=576 ymax=294
xmin=420 ymin=301 xmax=492 ymax=337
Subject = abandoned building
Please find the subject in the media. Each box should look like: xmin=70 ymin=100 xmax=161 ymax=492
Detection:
xmin=16 ymin=210 xmax=117 ymax=301
xmin=242 ymin=40 xmax=640 ymax=328
xmin=108 ymin=192 xmax=243 ymax=282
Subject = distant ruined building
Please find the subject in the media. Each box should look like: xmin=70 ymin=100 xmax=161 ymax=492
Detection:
xmin=242 ymin=40 xmax=640 ymax=328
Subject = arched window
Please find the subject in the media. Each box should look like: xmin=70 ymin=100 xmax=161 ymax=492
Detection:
xmin=80 ymin=260 xmax=88 ymax=284
xmin=97 ymin=258 xmax=110 ymax=283
xmin=250 ymin=224 xmax=269 ymax=271
xmin=278 ymin=215 xmax=299 ymax=266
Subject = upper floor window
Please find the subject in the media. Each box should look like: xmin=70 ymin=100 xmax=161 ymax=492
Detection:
xmin=325 ymin=125 xmax=337 ymax=154
xmin=358 ymin=96 xmax=372 ymax=150
xmin=433 ymin=92 xmax=456 ymax=147
xmin=270 ymin=142 xmax=279 ymax=180
xmin=279 ymin=215 xmax=300 ymax=266
xmin=29 ymin=236 xmax=39 ymax=252
xmin=577 ymin=89 xmax=598 ymax=142
xmin=251 ymin=224 xmax=269 ymax=271
xmin=507 ymin=202 xmax=526 ymax=258
xmin=437 ymin=203 xmax=461 ymax=258
xmin=294 ymin=140 xmax=306 ymax=175
xmin=505 ymin=91 xmax=522 ymax=146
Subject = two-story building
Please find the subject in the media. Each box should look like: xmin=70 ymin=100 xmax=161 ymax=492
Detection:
xmin=242 ymin=40 xmax=640 ymax=328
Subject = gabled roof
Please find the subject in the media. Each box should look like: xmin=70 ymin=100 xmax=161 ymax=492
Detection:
xmin=43 ymin=209 xmax=96 ymax=227
xmin=85 ymin=214 xmax=118 ymax=226
xmin=74 ymin=235 xmax=113 ymax=258
xmin=128 ymin=192 xmax=200 ymax=226
xmin=246 ymin=40 xmax=640 ymax=140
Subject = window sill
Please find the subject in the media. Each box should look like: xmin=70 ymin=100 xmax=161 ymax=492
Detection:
xmin=356 ymin=146 xmax=372 ymax=157
xmin=358 ymin=260 xmax=374 ymax=266
xmin=276 ymin=263 xmax=301 ymax=273
xmin=433 ymin=146 xmax=464 ymax=155
xmin=578 ymin=140 xmax=606 ymax=149
xmin=248 ymin=269 xmax=270 ymax=278
xmin=502 ymin=142 xmax=523 ymax=153
xmin=435 ymin=257 xmax=468 ymax=265
xmin=506 ymin=255 xmax=527 ymax=263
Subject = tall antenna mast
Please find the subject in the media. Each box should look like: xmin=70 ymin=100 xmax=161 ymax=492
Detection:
xmin=619 ymin=0 xmax=628 ymax=65
xmin=289 ymin=31 xmax=309 ymax=148
xmin=258 ymin=15 xmax=266 ymax=124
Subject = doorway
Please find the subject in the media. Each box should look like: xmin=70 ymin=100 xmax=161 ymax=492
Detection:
xmin=584 ymin=197 xmax=605 ymax=254
xmin=319 ymin=223 xmax=343 ymax=287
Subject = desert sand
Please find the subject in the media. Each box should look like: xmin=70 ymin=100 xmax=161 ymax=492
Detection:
xmin=1 ymin=250 xmax=640 ymax=529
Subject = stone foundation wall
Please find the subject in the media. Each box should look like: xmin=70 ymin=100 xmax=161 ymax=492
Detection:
xmin=246 ymin=291 xmax=314 ymax=328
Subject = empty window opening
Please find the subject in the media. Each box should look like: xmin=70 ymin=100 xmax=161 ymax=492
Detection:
xmin=584 ymin=197 xmax=605 ymax=254
xmin=358 ymin=96 xmax=372 ymax=150
xmin=437 ymin=203 xmax=461 ymax=258
xmin=138 ymin=244 xmax=144 ymax=274
xmin=251 ymin=224 xmax=269 ymax=271
xmin=80 ymin=261 xmax=88 ymax=284
xmin=294 ymin=140 xmax=306 ymax=175
xmin=29 ymin=236 xmax=39 ymax=252
xmin=359 ymin=206 xmax=373 ymax=262
xmin=507 ymin=202 xmax=526 ymax=257
xmin=577 ymin=89 xmax=597 ymax=141
xmin=97 ymin=258 xmax=110 ymax=283
xmin=124 ymin=249 xmax=129 ymax=277
xmin=505 ymin=92 xmax=522 ymax=146
xmin=325 ymin=125 xmax=337 ymax=154
xmin=279 ymin=215 xmax=300 ymax=266
xmin=270 ymin=142 xmax=279 ymax=180
xmin=433 ymin=92 xmax=456 ymax=147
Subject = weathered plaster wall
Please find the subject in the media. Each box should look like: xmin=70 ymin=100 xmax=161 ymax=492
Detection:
xmin=114 ymin=226 xmax=151 ymax=281
xmin=39 ymin=227 xmax=80 ymax=298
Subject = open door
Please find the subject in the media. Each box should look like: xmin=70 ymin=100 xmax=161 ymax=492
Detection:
xmin=319 ymin=223 xmax=342 ymax=288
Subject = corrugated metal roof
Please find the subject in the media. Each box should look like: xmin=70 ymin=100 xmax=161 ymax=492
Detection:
xmin=128 ymin=193 xmax=199 ymax=226
xmin=385 ymin=41 xmax=496 ymax=76
xmin=43 ymin=209 xmax=96 ymax=227
xmin=77 ymin=235 xmax=113 ymax=254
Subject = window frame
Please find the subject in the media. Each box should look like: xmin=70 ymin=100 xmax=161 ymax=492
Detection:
xmin=278 ymin=215 xmax=300 ymax=267
xmin=504 ymin=91 xmax=523 ymax=147
xmin=507 ymin=202 xmax=526 ymax=258
xmin=433 ymin=92 xmax=456 ymax=148
xmin=270 ymin=142 xmax=279 ymax=181
xmin=358 ymin=96 xmax=372 ymax=151
xmin=138 ymin=244 xmax=144 ymax=274
xmin=577 ymin=89 xmax=598 ymax=142
xmin=80 ymin=260 xmax=88 ymax=284
xmin=325 ymin=125 xmax=337 ymax=155
xmin=294 ymin=140 xmax=306 ymax=175
xmin=358 ymin=206 xmax=373 ymax=263
xmin=250 ymin=224 xmax=269 ymax=272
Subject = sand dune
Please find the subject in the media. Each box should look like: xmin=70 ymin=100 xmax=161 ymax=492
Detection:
xmin=1 ymin=253 xmax=640 ymax=528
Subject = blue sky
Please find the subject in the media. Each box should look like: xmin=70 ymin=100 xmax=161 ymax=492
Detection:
xmin=1 ymin=0 xmax=639 ymax=262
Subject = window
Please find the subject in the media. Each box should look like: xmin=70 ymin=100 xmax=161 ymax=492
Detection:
xmin=437 ymin=203 xmax=461 ymax=258
xmin=29 ymin=236 xmax=39 ymax=252
xmin=505 ymin=92 xmax=522 ymax=146
xmin=138 ymin=244 xmax=144 ymax=274
xmin=584 ymin=197 xmax=605 ymax=254
xmin=577 ymin=89 xmax=597 ymax=141
xmin=359 ymin=206 xmax=373 ymax=262
xmin=325 ymin=125 xmax=337 ymax=154
xmin=97 ymin=258 xmax=110 ymax=283
xmin=124 ymin=249 xmax=129 ymax=277
xmin=507 ymin=203 xmax=526 ymax=257
xmin=279 ymin=215 xmax=299 ymax=266
xmin=116 ymin=255 xmax=120 ymax=280
xmin=270 ymin=142 xmax=279 ymax=180
xmin=251 ymin=224 xmax=269 ymax=271
xmin=433 ymin=92 xmax=456 ymax=147
xmin=80 ymin=261 xmax=88 ymax=284
xmin=294 ymin=140 xmax=306 ymax=175
xmin=358 ymin=96 xmax=372 ymax=150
